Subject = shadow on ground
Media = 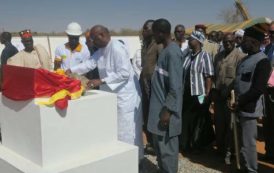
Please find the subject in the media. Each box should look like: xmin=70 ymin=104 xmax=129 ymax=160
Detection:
xmin=182 ymin=146 xmax=274 ymax=173
xmin=141 ymin=157 xmax=158 ymax=173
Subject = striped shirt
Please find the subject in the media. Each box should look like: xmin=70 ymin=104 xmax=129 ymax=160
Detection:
xmin=183 ymin=51 xmax=214 ymax=96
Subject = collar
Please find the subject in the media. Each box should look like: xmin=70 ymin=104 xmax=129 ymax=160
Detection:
xmin=65 ymin=43 xmax=82 ymax=52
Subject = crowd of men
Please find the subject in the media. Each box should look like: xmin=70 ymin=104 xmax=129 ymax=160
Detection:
xmin=0 ymin=19 xmax=274 ymax=173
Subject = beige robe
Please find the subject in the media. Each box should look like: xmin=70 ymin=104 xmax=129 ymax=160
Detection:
xmin=8 ymin=44 xmax=52 ymax=70
xmin=203 ymin=39 xmax=220 ymax=61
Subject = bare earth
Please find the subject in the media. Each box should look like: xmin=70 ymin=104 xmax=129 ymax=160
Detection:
xmin=142 ymin=126 xmax=274 ymax=173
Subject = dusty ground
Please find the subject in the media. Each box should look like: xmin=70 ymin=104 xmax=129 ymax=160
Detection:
xmin=141 ymin=126 xmax=274 ymax=173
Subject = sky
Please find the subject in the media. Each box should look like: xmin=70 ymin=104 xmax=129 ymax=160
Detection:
xmin=0 ymin=0 xmax=273 ymax=33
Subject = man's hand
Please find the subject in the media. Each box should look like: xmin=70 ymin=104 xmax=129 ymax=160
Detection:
xmin=227 ymin=100 xmax=238 ymax=111
xmin=160 ymin=107 xmax=171 ymax=127
xmin=87 ymin=79 xmax=103 ymax=89
xmin=65 ymin=69 xmax=72 ymax=75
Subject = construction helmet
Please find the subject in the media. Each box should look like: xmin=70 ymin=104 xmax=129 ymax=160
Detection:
xmin=65 ymin=22 xmax=82 ymax=36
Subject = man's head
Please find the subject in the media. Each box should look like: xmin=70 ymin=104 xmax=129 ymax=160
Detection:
xmin=152 ymin=18 xmax=171 ymax=44
xmin=174 ymin=24 xmax=186 ymax=42
xmin=142 ymin=20 xmax=154 ymax=41
xmin=85 ymin=30 xmax=93 ymax=48
xmin=223 ymin=33 xmax=235 ymax=54
xmin=208 ymin=31 xmax=218 ymax=43
xmin=234 ymin=29 xmax=244 ymax=46
xmin=195 ymin=24 xmax=207 ymax=35
xmin=19 ymin=29 xmax=34 ymax=52
xmin=263 ymin=33 xmax=270 ymax=47
xmin=65 ymin=22 xmax=82 ymax=50
xmin=0 ymin=32 xmax=12 ymax=44
xmin=188 ymin=30 xmax=205 ymax=50
xmin=89 ymin=25 xmax=110 ymax=48
xmin=217 ymin=31 xmax=224 ymax=43
xmin=241 ymin=26 xmax=264 ymax=54
xmin=269 ymin=21 xmax=274 ymax=43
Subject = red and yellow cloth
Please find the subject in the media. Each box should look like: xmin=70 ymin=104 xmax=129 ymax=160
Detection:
xmin=2 ymin=65 xmax=84 ymax=109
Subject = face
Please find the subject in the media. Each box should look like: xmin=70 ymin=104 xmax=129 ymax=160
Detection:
xmin=68 ymin=35 xmax=80 ymax=50
xmin=196 ymin=28 xmax=205 ymax=36
xmin=235 ymin=36 xmax=243 ymax=45
xmin=90 ymin=29 xmax=106 ymax=48
xmin=209 ymin=32 xmax=218 ymax=42
xmin=269 ymin=24 xmax=274 ymax=43
xmin=152 ymin=30 xmax=164 ymax=44
xmin=142 ymin=22 xmax=153 ymax=40
xmin=217 ymin=31 xmax=224 ymax=42
xmin=22 ymin=37 xmax=33 ymax=51
xmin=223 ymin=35 xmax=235 ymax=53
xmin=188 ymin=37 xmax=200 ymax=50
xmin=241 ymin=35 xmax=259 ymax=54
xmin=174 ymin=26 xmax=185 ymax=41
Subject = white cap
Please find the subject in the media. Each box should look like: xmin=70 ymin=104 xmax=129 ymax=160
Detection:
xmin=65 ymin=22 xmax=82 ymax=36
xmin=235 ymin=29 xmax=244 ymax=37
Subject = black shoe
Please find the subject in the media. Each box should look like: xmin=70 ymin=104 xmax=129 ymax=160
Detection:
xmin=259 ymin=154 xmax=274 ymax=163
xmin=235 ymin=169 xmax=248 ymax=173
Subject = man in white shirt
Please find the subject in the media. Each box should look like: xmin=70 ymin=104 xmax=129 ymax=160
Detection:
xmin=174 ymin=24 xmax=188 ymax=52
xmin=54 ymin=22 xmax=90 ymax=70
xmin=66 ymin=25 xmax=143 ymax=160
xmin=8 ymin=29 xmax=51 ymax=70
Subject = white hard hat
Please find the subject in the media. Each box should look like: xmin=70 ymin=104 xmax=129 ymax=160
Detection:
xmin=65 ymin=22 xmax=82 ymax=36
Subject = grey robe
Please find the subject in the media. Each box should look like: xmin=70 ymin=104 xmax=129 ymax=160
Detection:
xmin=147 ymin=42 xmax=184 ymax=137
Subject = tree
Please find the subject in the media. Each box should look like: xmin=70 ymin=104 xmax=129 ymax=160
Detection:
xmin=218 ymin=6 xmax=244 ymax=23
xmin=218 ymin=0 xmax=249 ymax=24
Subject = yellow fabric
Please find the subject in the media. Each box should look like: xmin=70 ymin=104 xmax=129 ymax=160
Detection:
xmin=65 ymin=43 xmax=82 ymax=52
xmin=54 ymin=68 xmax=66 ymax=76
xmin=36 ymin=86 xmax=84 ymax=106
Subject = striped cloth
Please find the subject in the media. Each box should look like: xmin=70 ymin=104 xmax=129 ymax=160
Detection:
xmin=183 ymin=51 xmax=214 ymax=96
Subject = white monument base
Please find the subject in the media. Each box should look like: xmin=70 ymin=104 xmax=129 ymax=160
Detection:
xmin=0 ymin=141 xmax=138 ymax=173
xmin=0 ymin=90 xmax=138 ymax=173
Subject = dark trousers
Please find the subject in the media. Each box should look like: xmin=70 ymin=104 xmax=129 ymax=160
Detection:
xmin=263 ymin=89 xmax=274 ymax=157
xmin=152 ymin=133 xmax=179 ymax=173
xmin=140 ymin=75 xmax=153 ymax=145
xmin=181 ymin=95 xmax=215 ymax=151
xmin=214 ymin=99 xmax=233 ymax=155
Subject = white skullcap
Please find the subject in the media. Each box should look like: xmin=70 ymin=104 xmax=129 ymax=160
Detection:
xmin=235 ymin=29 xmax=244 ymax=37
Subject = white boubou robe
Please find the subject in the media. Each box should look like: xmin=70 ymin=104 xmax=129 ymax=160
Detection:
xmin=71 ymin=39 xmax=143 ymax=159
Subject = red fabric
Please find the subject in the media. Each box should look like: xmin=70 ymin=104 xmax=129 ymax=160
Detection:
xmin=2 ymin=65 xmax=82 ymax=109
xmin=55 ymin=96 xmax=70 ymax=110
xmin=19 ymin=30 xmax=32 ymax=39
xmin=21 ymin=33 xmax=32 ymax=39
